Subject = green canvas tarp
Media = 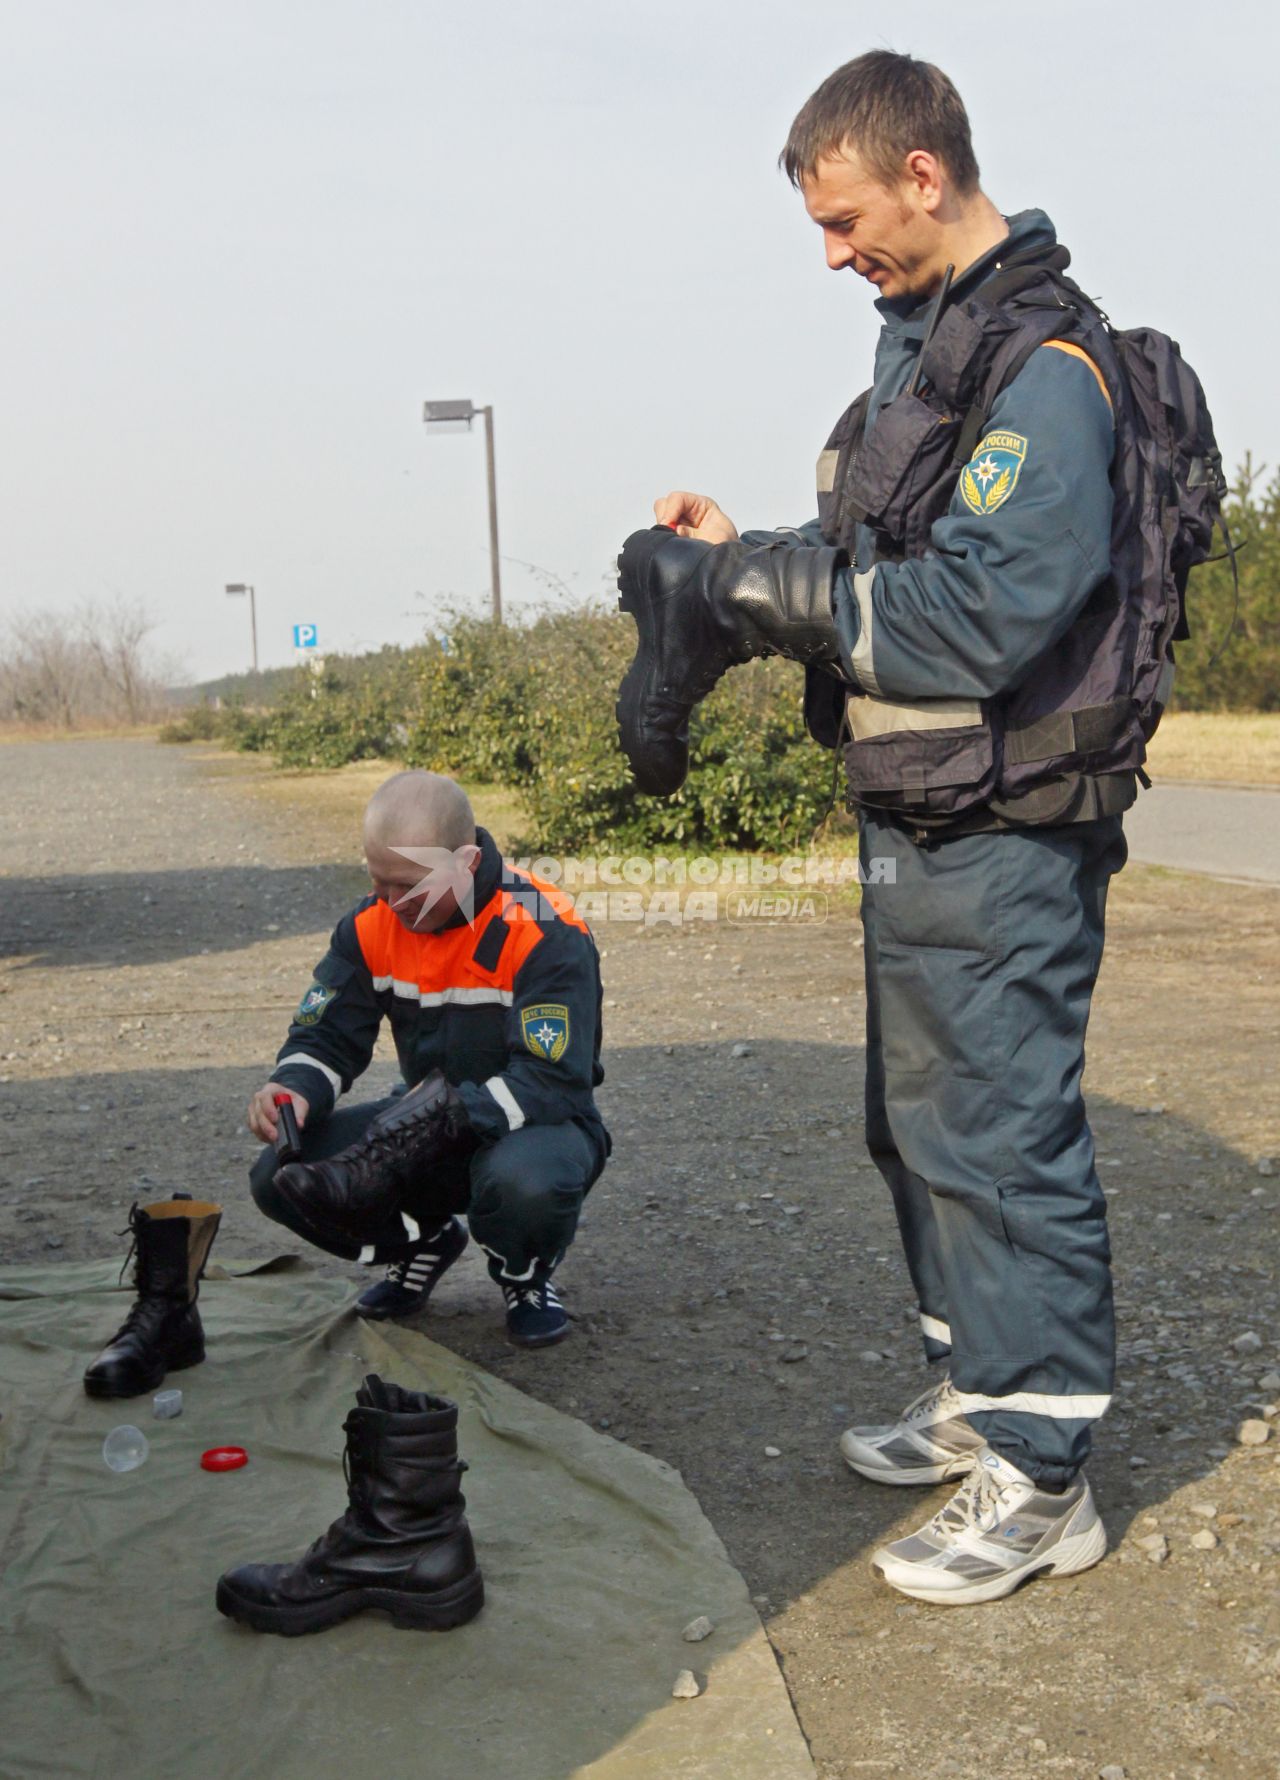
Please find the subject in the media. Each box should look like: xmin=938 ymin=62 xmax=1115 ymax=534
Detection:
xmin=0 ymin=1259 xmax=814 ymax=1780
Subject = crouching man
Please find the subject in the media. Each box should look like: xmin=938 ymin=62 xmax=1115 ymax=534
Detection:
xmin=247 ymin=770 xmax=609 ymax=1348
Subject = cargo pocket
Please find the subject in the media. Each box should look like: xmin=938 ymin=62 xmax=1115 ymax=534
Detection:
xmin=876 ymin=940 xmax=999 ymax=1084
xmin=873 ymin=928 xmax=1016 ymax=1195
xmin=845 ymin=393 xmax=962 ymax=554
xmin=842 ymin=693 xmax=997 ymax=816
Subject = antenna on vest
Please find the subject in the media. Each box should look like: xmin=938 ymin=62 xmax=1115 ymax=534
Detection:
xmin=905 ymin=263 xmax=955 ymax=399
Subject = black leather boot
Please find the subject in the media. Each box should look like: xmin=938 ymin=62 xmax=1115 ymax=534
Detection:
xmin=616 ymin=526 xmax=844 ymax=795
xmin=216 ymin=1374 xmax=484 ymax=1636
xmin=83 ymin=1195 xmax=222 ymax=1399
xmin=271 ymin=1072 xmax=475 ymax=1260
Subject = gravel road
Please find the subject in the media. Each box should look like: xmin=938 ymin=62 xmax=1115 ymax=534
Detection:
xmin=2 ymin=737 xmax=1277 ymax=1779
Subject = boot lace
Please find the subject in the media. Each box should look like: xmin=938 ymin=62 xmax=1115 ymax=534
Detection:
xmin=337 ymin=1131 xmax=405 ymax=1196
xmin=111 ymin=1294 xmax=179 ymax=1343
xmin=107 ymin=1205 xmax=180 ymax=1335
xmin=335 ymin=1116 xmax=448 ymax=1201
xmin=115 ymin=1203 xmax=141 ymax=1287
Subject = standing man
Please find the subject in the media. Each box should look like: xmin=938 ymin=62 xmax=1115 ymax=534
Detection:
xmin=616 ymin=51 xmax=1140 ymax=1602
xmin=247 ymin=770 xmax=609 ymax=1348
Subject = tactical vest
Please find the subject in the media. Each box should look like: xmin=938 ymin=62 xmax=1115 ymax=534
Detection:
xmin=807 ymin=246 xmax=1148 ymax=833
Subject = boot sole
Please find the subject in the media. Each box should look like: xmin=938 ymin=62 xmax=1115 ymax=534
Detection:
xmin=83 ymin=1345 xmax=206 ymax=1400
xmin=215 ymin=1570 xmax=485 ymax=1636
xmin=871 ymin=1516 xmax=1109 ymax=1606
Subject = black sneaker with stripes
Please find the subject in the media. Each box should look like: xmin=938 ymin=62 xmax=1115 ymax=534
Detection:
xmin=487 ymin=1259 xmax=569 ymax=1349
xmin=355 ymin=1217 xmax=469 ymax=1321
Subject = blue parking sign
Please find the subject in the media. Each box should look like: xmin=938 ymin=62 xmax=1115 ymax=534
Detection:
xmin=292 ymin=623 xmax=318 ymax=650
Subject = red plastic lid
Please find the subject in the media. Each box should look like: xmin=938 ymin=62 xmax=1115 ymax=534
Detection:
xmin=200 ymin=1445 xmax=249 ymax=1472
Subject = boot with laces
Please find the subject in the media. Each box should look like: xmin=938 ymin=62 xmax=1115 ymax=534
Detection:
xmin=271 ymin=1072 xmax=475 ymax=1258
xmin=83 ymin=1195 xmax=222 ymax=1399
xmin=840 ymin=1374 xmax=985 ymax=1486
xmin=216 ymin=1374 xmax=484 ymax=1636
xmin=871 ymin=1446 xmax=1108 ymax=1605
xmin=355 ymin=1217 xmax=469 ymax=1321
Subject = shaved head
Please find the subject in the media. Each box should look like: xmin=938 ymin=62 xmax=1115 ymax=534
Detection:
xmin=363 ymin=770 xmax=475 ymax=852
xmin=362 ymin=772 xmax=481 ymax=934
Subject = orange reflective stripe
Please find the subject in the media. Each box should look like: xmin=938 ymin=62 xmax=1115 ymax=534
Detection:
xmin=1040 ymin=339 xmax=1113 ymax=409
xmin=504 ymin=863 xmax=591 ymax=934
xmin=353 ymin=888 xmax=548 ymax=997
xmin=352 ymin=861 xmax=592 ymax=1000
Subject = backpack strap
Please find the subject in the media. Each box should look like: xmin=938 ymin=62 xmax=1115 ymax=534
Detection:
xmin=950 ymin=279 xmax=1104 ymax=465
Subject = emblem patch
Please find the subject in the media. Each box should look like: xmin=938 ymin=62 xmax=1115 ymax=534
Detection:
xmin=520 ymin=1003 xmax=570 ymax=1062
xmin=959 ymin=430 xmax=1028 ymax=515
xmin=294 ymin=982 xmax=337 ymax=1027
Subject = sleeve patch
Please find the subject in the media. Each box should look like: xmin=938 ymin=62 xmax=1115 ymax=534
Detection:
xmin=520 ymin=1003 xmax=570 ymax=1061
xmin=959 ymin=431 xmax=1028 ymax=515
xmin=294 ymin=982 xmax=338 ymax=1027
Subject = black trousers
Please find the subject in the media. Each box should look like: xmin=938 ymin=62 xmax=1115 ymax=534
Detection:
xmin=250 ymin=1092 xmax=607 ymax=1279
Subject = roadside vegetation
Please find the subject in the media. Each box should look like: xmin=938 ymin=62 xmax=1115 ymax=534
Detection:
xmin=15 ymin=462 xmax=1275 ymax=838
xmin=0 ymin=599 xmax=176 ymax=732
xmin=164 ymin=612 xmax=839 ymax=852
xmin=1172 ymin=459 xmax=1280 ymax=711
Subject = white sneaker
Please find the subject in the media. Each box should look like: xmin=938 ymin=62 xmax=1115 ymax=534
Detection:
xmin=871 ymin=1447 xmax=1108 ymax=1605
xmin=840 ymin=1375 xmax=985 ymax=1486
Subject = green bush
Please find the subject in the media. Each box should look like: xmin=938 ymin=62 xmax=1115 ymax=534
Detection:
xmin=226 ymin=604 xmax=836 ymax=850
xmin=399 ymin=607 xmax=834 ymax=851
xmin=1175 ymin=461 xmax=1280 ymax=711
xmin=158 ymin=704 xmax=225 ymax=743
xmin=214 ymin=449 xmax=1280 ymax=847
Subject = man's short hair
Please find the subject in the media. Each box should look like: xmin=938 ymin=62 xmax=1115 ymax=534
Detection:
xmin=780 ymin=50 xmax=980 ymax=196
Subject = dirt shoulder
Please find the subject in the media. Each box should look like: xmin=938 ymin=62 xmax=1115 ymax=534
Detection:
xmin=2 ymin=737 xmax=1277 ymax=1779
xmin=1144 ymin=711 xmax=1280 ymax=786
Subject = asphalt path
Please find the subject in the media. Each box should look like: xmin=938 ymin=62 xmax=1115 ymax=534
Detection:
xmin=1125 ymin=780 xmax=1280 ymax=885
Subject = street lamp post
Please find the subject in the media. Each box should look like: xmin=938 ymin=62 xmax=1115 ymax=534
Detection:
xmin=422 ymin=400 xmax=503 ymax=624
xmin=224 ymin=583 xmax=258 ymax=673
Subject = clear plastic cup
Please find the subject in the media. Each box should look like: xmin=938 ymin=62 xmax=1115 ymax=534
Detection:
xmin=152 ymin=1389 xmax=183 ymax=1420
xmin=102 ymin=1425 xmax=149 ymax=1472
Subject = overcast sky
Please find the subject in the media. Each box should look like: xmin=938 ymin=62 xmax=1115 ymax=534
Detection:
xmin=2 ymin=0 xmax=1275 ymax=681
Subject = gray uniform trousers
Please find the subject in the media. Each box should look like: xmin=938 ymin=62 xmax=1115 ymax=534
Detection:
xmin=250 ymin=1089 xmax=606 ymax=1279
xmin=860 ymin=809 xmax=1127 ymax=1489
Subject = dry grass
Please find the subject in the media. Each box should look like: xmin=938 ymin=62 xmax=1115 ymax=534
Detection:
xmin=1146 ymin=712 xmax=1280 ymax=785
xmin=0 ymin=720 xmax=163 ymax=745
xmin=187 ymin=711 xmax=1278 ymax=883
xmin=194 ymin=748 xmax=527 ymax=854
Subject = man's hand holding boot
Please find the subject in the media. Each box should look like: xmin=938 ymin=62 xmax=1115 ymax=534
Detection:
xmin=654 ymin=489 xmax=739 ymax=543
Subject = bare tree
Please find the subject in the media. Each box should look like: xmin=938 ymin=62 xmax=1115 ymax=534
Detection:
xmin=0 ymin=611 xmax=90 ymax=726
xmin=0 ymin=598 xmax=170 ymax=729
xmin=78 ymin=597 xmax=160 ymax=723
